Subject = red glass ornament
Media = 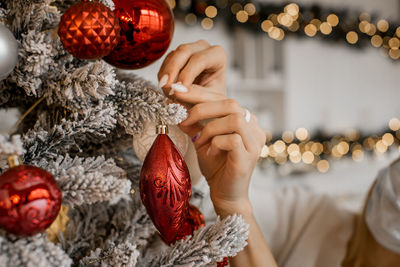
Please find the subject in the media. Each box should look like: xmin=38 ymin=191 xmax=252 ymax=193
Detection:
xmin=0 ymin=164 xmax=62 ymax=236
xmin=140 ymin=132 xmax=191 ymax=245
xmin=58 ymin=1 xmax=121 ymax=60
xmin=103 ymin=0 xmax=174 ymax=69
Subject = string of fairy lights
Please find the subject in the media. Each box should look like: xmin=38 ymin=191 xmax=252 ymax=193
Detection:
xmin=168 ymin=0 xmax=400 ymax=60
xmin=258 ymin=118 xmax=400 ymax=173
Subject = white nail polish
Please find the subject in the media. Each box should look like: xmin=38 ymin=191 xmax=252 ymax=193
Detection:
xmin=169 ymin=88 xmax=175 ymax=95
xmin=171 ymin=83 xmax=188 ymax=93
xmin=158 ymin=74 xmax=168 ymax=88
xmin=206 ymin=146 xmax=211 ymax=156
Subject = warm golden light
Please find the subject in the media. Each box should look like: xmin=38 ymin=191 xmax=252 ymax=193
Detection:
xmin=371 ymin=35 xmax=383 ymax=47
xmin=359 ymin=20 xmax=370 ymax=33
xmin=382 ymin=133 xmax=394 ymax=146
xmin=276 ymin=28 xmax=285 ymax=41
xmin=389 ymin=49 xmax=400 ymax=60
xmin=275 ymin=155 xmax=288 ymax=165
xmin=287 ymin=144 xmax=300 ymax=156
xmin=376 ymin=140 xmax=388 ymax=153
xmin=201 ymin=18 xmax=214 ymax=30
xmin=337 ymin=141 xmax=350 ymax=155
xmin=377 ymin=19 xmax=389 ymax=32
xmin=331 ymin=146 xmax=342 ymax=158
xmin=359 ymin=13 xmax=371 ymax=22
xmin=367 ymin=24 xmax=376 ymax=36
xmin=205 ymin=6 xmax=218 ymax=18
xmin=346 ymin=31 xmax=358 ymax=44
xmin=289 ymin=21 xmax=300 ymax=32
xmin=261 ymin=20 xmax=273 ymax=32
xmin=236 ymin=10 xmax=249 ymax=23
xmin=305 ymin=24 xmax=317 ymax=37
xmin=273 ymin=140 xmax=286 ymax=154
xmin=268 ymin=26 xmax=281 ymax=39
xmin=320 ymin=22 xmax=332 ymax=35
xmin=279 ymin=13 xmax=294 ymax=27
xmin=310 ymin=19 xmax=322 ymax=29
xmin=317 ymin=160 xmax=330 ymax=173
xmin=389 ymin=118 xmax=400 ymax=131
xmin=285 ymin=3 xmax=299 ymax=17
xmin=185 ymin=13 xmax=197 ymax=25
xmin=268 ymin=14 xmax=278 ymax=25
xmin=302 ymin=151 xmax=314 ymax=164
xmin=389 ymin=38 xmax=400 ymax=49
xmin=296 ymin=128 xmax=309 ymax=141
xmin=231 ymin=3 xmax=242 ymax=14
xmin=327 ymin=14 xmax=339 ymax=27
xmin=289 ymin=153 xmax=302 ymax=163
xmin=352 ymin=150 xmax=364 ymax=162
xmin=167 ymin=0 xmax=176 ymax=9
xmin=397 ymin=27 xmax=400 ymax=38
xmin=244 ymin=3 xmax=256 ymax=16
xmin=311 ymin=143 xmax=324 ymax=155
xmin=282 ymin=131 xmax=294 ymax=143
xmin=260 ymin=145 xmax=270 ymax=158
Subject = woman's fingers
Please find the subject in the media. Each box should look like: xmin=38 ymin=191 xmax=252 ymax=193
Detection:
xmin=176 ymin=45 xmax=226 ymax=87
xmin=207 ymin=134 xmax=246 ymax=161
xmin=158 ymin=40 xmax=210 ymax=90
xmin=194 ymin=112 xmax=261 ymax=153
xmin=172 ymin=84 xmax=226 ymax=104
xmin=181 ymin=99 xmax=243 ymax=126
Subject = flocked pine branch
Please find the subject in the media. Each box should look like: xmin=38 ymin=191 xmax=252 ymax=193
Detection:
xmin=142 ymin=215 xmax=249 ymax=267
xmin=36 ymin=154 xmax=131 ymax=207
xmin=111 ymin=77 xmax=187 ymax=135
xmin=0 ymin=233 xmax=72 ymax=267
xmin=59 ymin=201 xmax=156 ymax=264
xmin=23 ymin=106 xmax=117 ymax=163
xmin=80 ymin=241 xmax=140 ymax=267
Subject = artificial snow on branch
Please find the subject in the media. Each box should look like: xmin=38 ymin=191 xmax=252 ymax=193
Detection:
xmin=80 ymin=241 xmax=139 ymax=267
xmin=142 ymin=215 xmax=249 ymax=267
xmin=36 ymin=154 xmax=131 ymax=207
xmin=23 ymin=106 xmax=117 ymax=163
xmin=0 ymin=233 xmax=72 ymax=267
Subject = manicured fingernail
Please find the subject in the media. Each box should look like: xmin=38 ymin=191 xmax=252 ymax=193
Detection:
xmin=206 ymin=146 xmax=211 ymax=156
xmin=158 ymin=74 xmax=168 ymax=88
xmin=192 ymin=132 xmax=201 ymax=142
xmin=170 ymin=83 xmax=188 ymax=94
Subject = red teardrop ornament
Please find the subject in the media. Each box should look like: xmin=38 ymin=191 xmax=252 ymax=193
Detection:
xmin=140 ymin=133 xmax=191 ymax=245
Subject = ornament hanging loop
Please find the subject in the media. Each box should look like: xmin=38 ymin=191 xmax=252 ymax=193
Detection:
xmin=156 ymin=114 xmax=168 ymax=135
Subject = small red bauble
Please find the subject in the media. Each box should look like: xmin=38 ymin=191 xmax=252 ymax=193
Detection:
xmin=58 ymin=1 xmax=121 ymax=60
xmin=0 ymin=161 xmax=62 ymax=236
xmin=103 ymin=0 xmax=174 ymax=69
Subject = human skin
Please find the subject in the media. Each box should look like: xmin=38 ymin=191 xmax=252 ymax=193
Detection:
xmin=158 ymin=40 xmax=277 ymax=267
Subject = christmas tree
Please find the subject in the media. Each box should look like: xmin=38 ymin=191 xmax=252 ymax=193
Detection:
xmin=0 ymin=0 xmax=248 ymax=266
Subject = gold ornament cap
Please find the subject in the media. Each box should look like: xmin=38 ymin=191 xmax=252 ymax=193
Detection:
xmin=8 ymin=155 xmax=22 ymax=168
xmin=156 ymin=119 xmax=168 ymax=134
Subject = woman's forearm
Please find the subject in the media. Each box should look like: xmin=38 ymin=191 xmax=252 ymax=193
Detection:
xmin=214 ymin=200 xmax=278 ymax=267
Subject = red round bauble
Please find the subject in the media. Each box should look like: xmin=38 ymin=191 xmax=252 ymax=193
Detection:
xmin=103 ymin=0 xmax=174 ymax=69
xmin=58 ymin=1 xmax=121 ymax=60
xmin=0 ymin=165 xmax=62 ymax=236
xmin=140 ymin=133 xmax=191 ymax=245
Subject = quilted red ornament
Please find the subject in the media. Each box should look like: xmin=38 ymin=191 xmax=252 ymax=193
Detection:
xmin=58 ymin=0 xmax=120 ymax=60
xmin=103 ymin=0 xmax=174 ymax=69
xmin=0 ymin=156 xmax=62 ymax=236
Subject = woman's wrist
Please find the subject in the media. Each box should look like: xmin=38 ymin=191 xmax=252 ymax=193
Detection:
xmin=213 ymin=198 xmax=254 ymax=219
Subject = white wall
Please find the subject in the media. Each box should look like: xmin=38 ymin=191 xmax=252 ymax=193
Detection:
xmin=284 ymin=38 xmax=400 ymax=132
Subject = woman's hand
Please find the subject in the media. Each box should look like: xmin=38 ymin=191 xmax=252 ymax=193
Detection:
xmin=180 ymin=100 xmax=266 ymax=217
xmin=158 ymin=40 xmax=265 ymax=216
xmin=158 ymin=39 xmax=227 ymax=104
xmin=159 ymin=41 xmax=277 ymax=267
